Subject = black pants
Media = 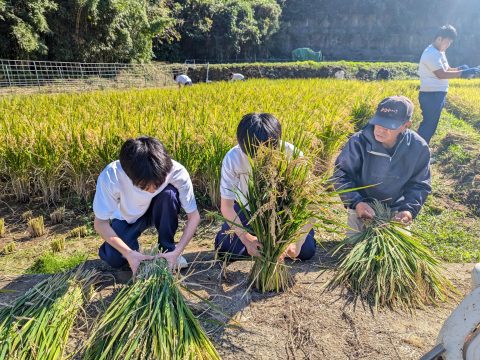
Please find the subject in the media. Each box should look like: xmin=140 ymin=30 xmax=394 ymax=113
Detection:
xmin=98 ymin=185 xmax=180 ymax=268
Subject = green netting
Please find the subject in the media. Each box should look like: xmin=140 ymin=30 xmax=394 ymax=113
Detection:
xmin=292 ymin=47 xmax=322 ymax=62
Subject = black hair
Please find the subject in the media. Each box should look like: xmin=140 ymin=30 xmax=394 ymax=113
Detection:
xmin=119 ymin=136 xmax=173 ymax=190
xmin=236 ymin=113 xmax=282 ymax=156
xmin=435 ymin=25 xmax=457 ymax=41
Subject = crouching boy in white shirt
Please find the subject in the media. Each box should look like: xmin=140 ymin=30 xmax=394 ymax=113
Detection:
xmin=215 ymin=113 xmax=316 ymax=260
xmin=93 ymin=136 xmax=200 ymax=274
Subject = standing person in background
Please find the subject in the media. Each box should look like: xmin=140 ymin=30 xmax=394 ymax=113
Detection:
xmin=229 ymin=72 xmax=245 ymax=81
xmin=417 ymin=24 xmax=480 ymax=144
xmin=174 ymin=73 xmax=193 ymax=88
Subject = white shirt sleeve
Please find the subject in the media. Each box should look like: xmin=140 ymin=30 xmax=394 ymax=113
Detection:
xmin=93 ymin=168 xmax=120 ymax=220
xmin=422 ymin=51 xmax=447 ymax=72
xmin=220 ymin=154 xmax=239 ymax=200
xmin=442 ymin=53 xmax=450 ymax=70
xmin=169 ymin=164 xmax=197 ymax=214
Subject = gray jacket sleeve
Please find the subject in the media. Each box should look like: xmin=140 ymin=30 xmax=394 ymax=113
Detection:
xmin=397 ymin=146 xmax=432 ymax=218
xmin=332 ymin=136 xmax=365 ymax=209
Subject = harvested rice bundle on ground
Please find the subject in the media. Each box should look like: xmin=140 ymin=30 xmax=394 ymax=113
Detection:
xmin=84 ymin=256 xmax=220 ymax=360
xmin=235 ymin=145 xmax=337 ymax=293
xmin=327 ymin=200 xmax=455 ymax=311
xmin=0 ymin=268 xmax=98 ymax=360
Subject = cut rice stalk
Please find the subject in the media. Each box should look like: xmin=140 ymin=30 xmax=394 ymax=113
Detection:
xmin=84 ymin=255 xmax=220 ymax=360
xmin=327 ymin=200 xmax=456 ymax=311
xmin=0 ymin=268 xmax=99 ymax=359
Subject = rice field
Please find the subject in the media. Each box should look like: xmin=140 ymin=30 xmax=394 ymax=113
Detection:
xmin=447 ymin=79 xmax=480 ymax=129
xmin=0 ymin=79 xmax=420 ymax=207
xmin=0 ymin=78 xmax=479 ymax=359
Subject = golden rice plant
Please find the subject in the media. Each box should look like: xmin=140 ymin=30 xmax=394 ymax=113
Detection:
xmin=27 ymin=216 xmax=45 ymax=238
xmin=231 ymin=144 xmax=339 ymax=293
xmin=0 ymin=79 xmax=419 ymax=207
xmin=0 ymin=218 xmax=4 ymax=237
xmin=448 ymin=79 xmax=480 ymax=128
xmin=50 ymin=237 xmax=66 ymax=253
xmin=50 ymin=206 xmax=66 ymax=224
xmin=68 ymin=225 xmax=88 ymax=238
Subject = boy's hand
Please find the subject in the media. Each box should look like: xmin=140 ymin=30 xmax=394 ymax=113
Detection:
xmin=280 ymin=243 xmax=301 ymax=261
xmin=241 ymin=233 xmax=262 ymax=257
xmin=355 ymin=202 xmax=375 ymax=220
xmin=125 ymin=250 xmax=155 ymax=275
xmin=394 ymin=211 xmax=413 ymax=225
xmin=157 ymin=250 xmax=180 ymax=270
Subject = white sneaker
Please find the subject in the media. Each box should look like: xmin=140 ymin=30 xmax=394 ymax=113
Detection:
xmin=176 ymin=255 xmax=188 ymax=270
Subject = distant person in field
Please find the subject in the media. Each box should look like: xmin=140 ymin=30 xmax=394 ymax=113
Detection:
xmin=332 ymin=96 xmax=431 ymax=233
xmin=93 ymin=136 xmax=200 ymax=275
xmin=417 ymin=24 xmax=480 ymax=144
xmin=229 ymin=72 xmax=245 ymax=81
xmin=174 ymin=73 xmax=193 ymax=88
xmin=215 ymin=113 xmax=316 ymax=261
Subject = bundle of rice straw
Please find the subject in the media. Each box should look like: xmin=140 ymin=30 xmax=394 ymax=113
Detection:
xmin=0 ymin=268 xmax=98 ymax=359
xmin=84 ymin=256 xmax=220 ymax=360
xmin=327 ymin=200 xmax=455 ymax=311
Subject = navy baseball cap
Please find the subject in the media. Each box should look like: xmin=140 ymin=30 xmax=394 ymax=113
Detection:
xmin=369 ymin=96 xmax=414 ymax=130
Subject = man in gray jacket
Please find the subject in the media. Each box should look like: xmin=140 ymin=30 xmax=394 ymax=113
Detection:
xmin=332 ymin=96 xmax=431 ymax=232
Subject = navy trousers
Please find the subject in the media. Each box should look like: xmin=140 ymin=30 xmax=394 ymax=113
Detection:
xmin=99 ymin=184 xmax=181 ymax=268
xmin=214 ymin=203 xmax=316 ymax=261
xmin=417 ymin=91 xmax=447 ymax=144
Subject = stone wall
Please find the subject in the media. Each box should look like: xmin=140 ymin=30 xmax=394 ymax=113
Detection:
xmin=268 ymin=0 xmax=480 ymax=65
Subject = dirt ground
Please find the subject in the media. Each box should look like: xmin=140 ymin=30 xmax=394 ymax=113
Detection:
xmin=0 ymin=238 xmax=473 ymax=360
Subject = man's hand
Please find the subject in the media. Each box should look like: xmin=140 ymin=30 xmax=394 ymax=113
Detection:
xmin=394 ymin=210 xmax=413 ymax=225
xmin=355 ymin=202 xmax=375 ymax=220
xmin=125 ymin=250 xmax=155 ymax=275
xmin=241 ymin=232 xmax=262 ymax=257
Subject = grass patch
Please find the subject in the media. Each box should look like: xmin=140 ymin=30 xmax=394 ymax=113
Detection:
xmin=1 ymin=242 xmax=15 ymax=255
xmin=426 ymin=111 xmax=480 ymax=213
xmin=413 ymin=202 xmax=480 ymax=263
xmin=189 ymin=61 xmax=418 ymax=82
xmin=27 ymin=251 xmax=87 ymax=274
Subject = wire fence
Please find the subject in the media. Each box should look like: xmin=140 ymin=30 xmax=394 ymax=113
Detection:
xmin=0 ymin=59 xmax=208 ymax=94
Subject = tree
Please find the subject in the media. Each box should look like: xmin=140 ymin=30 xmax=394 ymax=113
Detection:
xmin=47 ymin=0 xmax=176 ymax=62
xmin=0 ymin=0 xmax=57 ymax=59
xmin=154 ymin=0 xmax=281 ymax=62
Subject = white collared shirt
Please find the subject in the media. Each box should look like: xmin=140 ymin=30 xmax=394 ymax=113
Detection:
xmin=93 ymin=160 xmax=197 ymax=223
